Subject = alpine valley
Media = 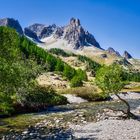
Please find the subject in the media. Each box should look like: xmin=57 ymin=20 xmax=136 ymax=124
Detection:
xmin=0 ymin=17 xmax=140 ymax=140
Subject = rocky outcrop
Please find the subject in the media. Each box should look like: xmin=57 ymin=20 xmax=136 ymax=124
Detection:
xmin=63 ymin=18 xmax=101 ymax=49
xmin=114 ymin=58 xmax=132 ymax=66
xmin=53 ymin=27 xmax=64 ymax=38
xmin=26 ymin=23 xmax=45 ymax=38
xmin=123 ymin=51 xmax=133 ymax=59
xmin=24 ymin=23 xmax=57 ymax=39
xmin=107 ymin=47 xmax=121 ymax=57
xmin=24 ymin=27 xmax=39 ymax=41
xmin=0 ymin=18 xmax=23 ymax=35
xmin=100 ymin=54 xmax=107 ymax=58
xmin=40 ymin=24 xmax=57 ymax=39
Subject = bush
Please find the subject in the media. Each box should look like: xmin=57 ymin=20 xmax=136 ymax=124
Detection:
xmin=21 ymin=86 xmax=68 ymax=106
xmin=0 ymin=93 xmax=14 ymax=115
xmin=70 ymin=76 xmax=83 ymax=87
xmin=76 ymin=69 xmax=88 ymax=81
xmin=63 ymin=64 xmax=76 ymax=80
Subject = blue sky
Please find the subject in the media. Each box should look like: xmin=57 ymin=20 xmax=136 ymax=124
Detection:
xmin=0 ymin=0 xmax=140 ymax=58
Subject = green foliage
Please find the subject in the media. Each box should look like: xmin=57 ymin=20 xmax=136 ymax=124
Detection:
xmin=122 ymin=71 xmax=140 ymax=82
xmin=46 ymin=54 xmax=57 ymax=71
xmin=0 ymin=93 xmax=14 ymax=115
xmin=63 ymin=64 xmax=76 ymax=80
xmin=20 ymin=37 xmax=80 ymax=80
xmin=0 ymin=27 xmax=68 ymax=115
xmin=55 ymin=59 xmax=64 ymax=71
xmin=70 ymin=76 xmax=83 ymax=87
xmin=20 ymin=37 xmax=88 ymax=85
xmin=77 ymin=55 xmax=101 ymax=72
xmin=76 ymin=69 xmax=88 ymax=81
xmin=23 ymin=86 xmax=68 ymax=106
xmin=0 ymin=27 xmax=20 ymax=62
xmin=70 ymin=69 xmax=87 ymax=87
xmin=20 ymin=36 xmax=49 ymax=64
xmin=95 ymin=64 xmax=125 ymax=94
xmin=0 ymin=27 xmax=88 ymax=115
xmin=49 ymin=48 xmax=71 ymax=57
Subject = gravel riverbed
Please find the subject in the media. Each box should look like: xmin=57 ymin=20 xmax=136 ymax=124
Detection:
xmin=1 ymin=92 xmax=140 ymax=140
xmin=70 ymin=119 xmax=140 ymax=140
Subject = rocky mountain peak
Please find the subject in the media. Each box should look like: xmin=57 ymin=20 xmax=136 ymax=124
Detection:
xmin=63 ymin=18 xmax=101 ymax=49
xmin=123 ymin=51 xmax=133 ymax=59
xmin=0 ymin=18 xmax=23 ymax=35
xmin=70 ymin=18 xmax=81 ymax=26
xmin=107 ymin=47 xmax=121 ymax=57
xmin=107 ymin=47 xmax=116 ymax=53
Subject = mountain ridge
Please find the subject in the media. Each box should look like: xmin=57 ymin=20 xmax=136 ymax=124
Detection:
xmin=24 ymin=18 xmax=102 ymax=50
xmin=0 ymin=17 xmax=138 ymax=63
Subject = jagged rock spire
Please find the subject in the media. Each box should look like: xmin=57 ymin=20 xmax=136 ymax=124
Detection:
xmin=70 ymin=18 xmax=81 ymax=26
xmin=123 ymin=51 xmax=133 ymax=59
xmin=63 ymin=17 xmax=101 ymax=49
xmin=107 ymin=47 xmax=121 ymax=57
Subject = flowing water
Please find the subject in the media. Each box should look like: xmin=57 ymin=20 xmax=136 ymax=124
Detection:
xmin=0 ymin=93 xmax=140 ymax=139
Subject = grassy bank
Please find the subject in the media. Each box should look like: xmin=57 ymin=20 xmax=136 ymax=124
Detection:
xmin=58 ymin=87 xmax=109 ymax=101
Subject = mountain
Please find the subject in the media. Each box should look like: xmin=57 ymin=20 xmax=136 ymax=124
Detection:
xmin=123 ymin=51 xmax=133 ymax=59
xmin=1 ymin=17 xmax=139 ymax=71
xmin=60 ymin=18 xmax=101 ymax=49
xmin=0 ymin=18 xmax=23 ymax=35
xmin=23 ymin=17 xmax=140 ymax=70
xmin=25 ymin=18 xmax=102 ymax=50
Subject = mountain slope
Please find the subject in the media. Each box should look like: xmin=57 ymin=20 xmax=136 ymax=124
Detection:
xmin=0 ymin=17 xmax=139 ymax=71
xmin=0 ymin=18 xmax=23 ymax=35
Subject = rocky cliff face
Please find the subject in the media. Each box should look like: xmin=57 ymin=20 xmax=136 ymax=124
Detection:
xmin=26 ymin=23 xmax=45 ymax=37
xmin=62 ymin=18 xmax=101 ymax=49
xmin=24 ymin=27 xmax=39 ymax=41
xmin=24 ymin=23 xmax=57 ymax=39
xmin=0 ymin=18 xmax=23 ymax=35
xmin=123 ymin=51 xmax=133 ymax=59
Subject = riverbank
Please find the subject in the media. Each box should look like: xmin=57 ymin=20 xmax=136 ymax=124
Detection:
xmin=1 ymin=92 xmax=140 ymax=139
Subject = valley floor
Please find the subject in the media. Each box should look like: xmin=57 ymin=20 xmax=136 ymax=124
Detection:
xmin=0 ymin=92 xmax=140 ymax=140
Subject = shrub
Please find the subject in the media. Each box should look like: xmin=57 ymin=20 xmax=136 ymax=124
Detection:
xmin=95 ymin=64 xmax=137 ymax=118
xmin=0 ymin=93 xmax=14 ymax=115
xmin=22 ymin=86 xmax=68 ymax=106
xmin=63 ymin=64 xmax=76 ymax=80
xmin=76 ymin=69 xmax=88 ymax=81
xmin=70 ymin=76 xmax=83 ymax=87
